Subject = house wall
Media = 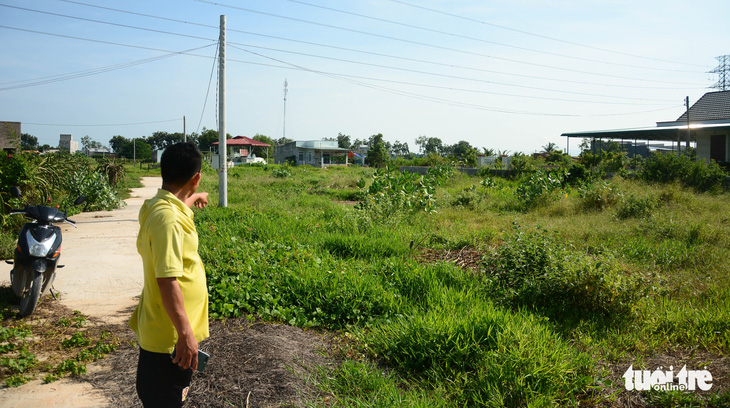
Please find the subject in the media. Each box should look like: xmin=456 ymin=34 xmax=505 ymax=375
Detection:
xmin=0 ymin=121 xmax=21 ymax=151
xmin=696 ymin=130 xmax=730 ymax=162
xmin=274 ymin=141 xmax=298 ymax=164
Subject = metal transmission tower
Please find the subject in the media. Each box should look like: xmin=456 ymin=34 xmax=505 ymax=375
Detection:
xmin=710 ymin=55 xmax=729 ymax=91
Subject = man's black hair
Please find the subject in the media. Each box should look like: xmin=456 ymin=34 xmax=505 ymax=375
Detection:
xmin=160 ymin=142 xmax=203 ymax=186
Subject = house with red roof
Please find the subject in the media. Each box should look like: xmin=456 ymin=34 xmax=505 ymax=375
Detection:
xmin=212 ymin=135 xmax=271 ymax=164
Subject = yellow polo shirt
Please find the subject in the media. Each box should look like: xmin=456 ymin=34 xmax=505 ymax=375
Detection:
xmin=129 ymin=189 xmax=209 ymax=354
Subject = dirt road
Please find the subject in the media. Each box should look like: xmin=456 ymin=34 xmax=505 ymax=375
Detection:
xmin=0 ymin=177 xmax=161 ymax=407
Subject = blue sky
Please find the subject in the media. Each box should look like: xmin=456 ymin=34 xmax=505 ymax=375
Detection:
xmin=1 ymin=0 xmax=728 ymax=155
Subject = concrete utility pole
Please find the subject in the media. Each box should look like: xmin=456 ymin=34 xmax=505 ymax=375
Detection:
xmin=685 ymin=96 xmax=691 ymax=151
xmin=183 ymin=116 xmax=187 ymax=143
xmin=283 ymin=78 xmax=288 ymax=141
xmin=218 ymin=15 xmax=227 ymax=208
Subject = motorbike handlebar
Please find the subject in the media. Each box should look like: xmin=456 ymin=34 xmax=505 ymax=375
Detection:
xmin=65 ymin=218 xmax=76 ymax=224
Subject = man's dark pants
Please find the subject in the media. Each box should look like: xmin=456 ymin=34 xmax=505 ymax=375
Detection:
xmin=136 ymin=348 xmax=193 ymax=407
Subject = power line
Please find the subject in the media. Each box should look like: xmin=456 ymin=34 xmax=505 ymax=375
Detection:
xmin=0 ymin=44 xmax=215 ymax=91
xmin=0 ymin=24 xmax=214 ymax=56
xmin=227 ymin=42 xmax=678 ymax=102
xmin=386 ymin=0 xmax=708 ymax=68
xmin=1 ymin=20 xmax=692 ymax=103
xmin=280 ymin=0 xmax=701 ymax=73
xmin=230 ymin=45 xmax=682 ymax=117
xmin=0 ymin=20 xmax=700 ymax=111
xmin=55 ymin=0 xmax=706 ymax=89
xmin=23 ymin=119 xmax=181 ymax=127
xmin=195 ymin=0 xmax=705 ymax=83
xmin=197 ymin=42 xmax=219 ymax=134
xmin=0 ymin=4 xmax=214 ymax=42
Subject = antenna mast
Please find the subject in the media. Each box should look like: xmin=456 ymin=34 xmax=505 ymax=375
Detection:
xmin=710 ymin=55 xmax=729 ymax=91
xmin=283 ymin=78 xmax=288 ymax=141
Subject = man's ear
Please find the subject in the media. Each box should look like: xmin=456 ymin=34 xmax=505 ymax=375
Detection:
xmin=192 ymin=172 xmax=202 ymax=186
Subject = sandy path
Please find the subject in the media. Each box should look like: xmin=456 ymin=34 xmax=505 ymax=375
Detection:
xmin=0 ymin=177 xmax=161 ymax=407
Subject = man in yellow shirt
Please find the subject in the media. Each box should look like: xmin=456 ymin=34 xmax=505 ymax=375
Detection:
xmin=129 ymin=142 xmax=209 ymax=407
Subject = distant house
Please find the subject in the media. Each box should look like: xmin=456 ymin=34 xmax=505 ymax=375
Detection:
xmin=84 ymin=146 xmax=112 ymax=158
xmin=59 ymin=134 xmax=79 ymax=154
xmin=562 ymin=90 xmax=730 ymax=164
xmin=0 ymin=121 xmax=21 ymax=152
xmin=274 ymin=139 xmax=352 ymax=167
xmin=211 ymin=136 xmax=271 ymax=168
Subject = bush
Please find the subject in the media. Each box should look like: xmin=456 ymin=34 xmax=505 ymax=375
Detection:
xmin=514 ymin=169 xmax=566 ymax=210
xmin=579 ymin=180 xmax=621 ymax=211
xmin=356 ymin=165 xmax=452 ymax=218
xmin=482 ymin=225 xmax=648 ymax=321
xmin=615 ymin=194 xmax=658 ymax=219
xmin=271 ymin=166 xmax=292 ymax=178
xmin=63 ymin=169 xmax=121 ymax=212
xmin=638 ymin=152 xmax=726 ymax=192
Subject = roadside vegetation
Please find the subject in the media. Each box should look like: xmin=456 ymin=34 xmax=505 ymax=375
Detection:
xmin=0 ymin=153 xmax=133 ymax=387
xmin=0 ymin=145 xmax=728 ymax=406
xmin=195 ymin=151 xmax=729 ymax=407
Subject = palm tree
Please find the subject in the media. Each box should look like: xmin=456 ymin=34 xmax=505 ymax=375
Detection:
xmin=541 ymin=142 xmax=558 ymax=154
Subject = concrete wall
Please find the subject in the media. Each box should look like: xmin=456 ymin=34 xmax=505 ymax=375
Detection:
xmin=0 ymin=121 xmax=21 ymax=151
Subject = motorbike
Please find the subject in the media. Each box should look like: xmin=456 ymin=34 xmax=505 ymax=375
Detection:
xmin=6 ymin=187 xmax=85 ymax=317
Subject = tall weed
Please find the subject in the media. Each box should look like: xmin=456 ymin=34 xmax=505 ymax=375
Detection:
xmin=359 ymin=288 xmax=592 ymax=406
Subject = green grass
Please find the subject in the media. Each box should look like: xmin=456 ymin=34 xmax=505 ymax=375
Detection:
xmin=191 ymin=164 xmax=730 ymax=406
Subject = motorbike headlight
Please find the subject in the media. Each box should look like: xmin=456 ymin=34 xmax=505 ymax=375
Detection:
xmin=26 ymin=231 xmax=56 ymax=257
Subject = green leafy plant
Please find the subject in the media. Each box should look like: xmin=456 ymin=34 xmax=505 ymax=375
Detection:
xmin=271 ymin=166 xmax=292 ymax=178
xmin=61 ymin=332 xmax=91 ymax=349
xmin=514 ymin=169 xmax=566 ymax=210
xmin=54 ymin=359 xmax=86 ymax=377
xmin=482 ymin=225 xmax=648 ymax=321
xmin=615 ymin=194 xmax=658 ymax=219
xmin=638 ymin=152 xmax=726 ymax=192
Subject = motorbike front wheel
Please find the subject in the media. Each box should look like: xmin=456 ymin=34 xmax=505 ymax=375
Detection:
xmin=18 ymin=271 xmax=43 ymax=317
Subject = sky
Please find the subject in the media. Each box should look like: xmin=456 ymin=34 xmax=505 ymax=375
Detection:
xmin=1 ymin=0 xmax=729 ymax=155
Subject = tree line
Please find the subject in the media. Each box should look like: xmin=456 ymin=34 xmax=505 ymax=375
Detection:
xmin=20 ymin=128 xmax=567 ymax=168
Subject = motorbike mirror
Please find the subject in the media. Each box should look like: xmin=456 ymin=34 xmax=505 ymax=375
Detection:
xmin=10 ymin=186 xmax=22 ymax=198
xmin=74 ymin=195 xmax=86 ymax=206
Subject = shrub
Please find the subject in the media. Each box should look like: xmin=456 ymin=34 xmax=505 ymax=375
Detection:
xmin=579 ymin=180 xmax=621 ymax=211
xmin=615 ymin=194 xmax=658 ymax=219
xmin=638 ymin=152 xmax=726 ymax=192
xmin=63 ymin=169 xmax=121 ymax=212
xmin=96 ymin=159 xmax=126 ymax=187
xmin=356 ymin=165 xmax=452 ymax=217
xmin=271 ymin=166 xmax=292 ymax=178
xmin=514 ymin=169 xmax=566 ymax=210
xmin=482 ymin=225 xmax=648 ymax=321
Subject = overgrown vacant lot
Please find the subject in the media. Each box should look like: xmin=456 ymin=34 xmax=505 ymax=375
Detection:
xmin=194 ymin=163 xmax=729 ymax=407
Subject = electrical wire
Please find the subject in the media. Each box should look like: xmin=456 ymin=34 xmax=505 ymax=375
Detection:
xmin=195 ymin=0 xmax=706 ymax=83
xmin=0 ymin=44 xmax=215 ymax=91
xmin=0 ymin=4 xmax=214 ymax=42
xmin=197 ymin=41 xmax=219 ymax=134
xmin=279 ymin=0 xmax=701 ymax=73
xmin=386 ymin=0 xmax=709 ymax=68
xmin=230 ymin=45 xmax=682 ymax=117
xmin=226 ymin=41 xmax=678 ymax=102
xmin=23 ymin=119 xmax=181 ymax=127
xmin=54 ymin=0 xmax=707 ymax=89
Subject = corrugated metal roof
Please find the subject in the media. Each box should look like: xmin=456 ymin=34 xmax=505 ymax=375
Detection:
xmin=561 ymin=122 xmax=730 ymax=141
xmin=676 ymin=90 xmax=730 ymax=122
